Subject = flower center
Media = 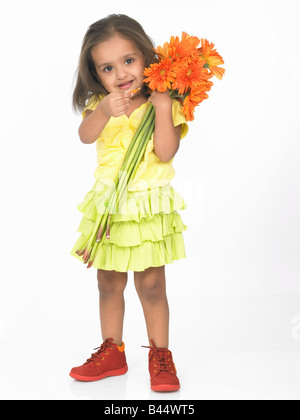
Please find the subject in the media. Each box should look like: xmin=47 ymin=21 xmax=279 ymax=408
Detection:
xmin=160 ymin=69 xmax=166 ymax=75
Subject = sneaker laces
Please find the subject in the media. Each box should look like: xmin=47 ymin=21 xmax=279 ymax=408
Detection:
xmin=84 ymin=338 xmax=114 ymax=364
xmin=142 ymin=339 xmax=174 ymax=375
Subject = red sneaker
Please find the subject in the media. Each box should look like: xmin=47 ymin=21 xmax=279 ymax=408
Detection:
xmin=69 ymin=338 xmax=128 ymax=382
xmin=142 ymin=339 xmax=180 ymax=392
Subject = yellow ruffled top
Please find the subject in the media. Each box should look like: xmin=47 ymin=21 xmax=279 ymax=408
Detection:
xmin=82 ymin=94 xmax=189 ymax=192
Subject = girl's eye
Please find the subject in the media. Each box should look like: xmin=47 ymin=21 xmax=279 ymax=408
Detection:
xmin=103 ymin=59 xmax=133 ymax=72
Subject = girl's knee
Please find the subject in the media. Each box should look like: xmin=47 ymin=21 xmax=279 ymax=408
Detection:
xmin=97 ymin=269 xmax=128 ymax=296
xmin=134 ymin=267 xmax=166 ymax=301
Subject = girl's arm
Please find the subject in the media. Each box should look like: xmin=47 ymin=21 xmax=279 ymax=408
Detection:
xmin=149 ymin=91 xmax=181 ymax=162
xmin=78 ymin=92 xmax=133 ymax=144
xmin=79 ymin=104 xmax=110 ymax=144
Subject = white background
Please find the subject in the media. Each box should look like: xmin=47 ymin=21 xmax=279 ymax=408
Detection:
xmin=0 ymin=0 xmax=300 ymax=400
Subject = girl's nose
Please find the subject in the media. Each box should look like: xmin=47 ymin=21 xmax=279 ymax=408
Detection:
xmin=116 ymin=65 xmax=128 ymax=80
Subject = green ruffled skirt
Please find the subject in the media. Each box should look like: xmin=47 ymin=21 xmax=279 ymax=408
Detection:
xmin=70 ymin=181 xmax=188 ymax=272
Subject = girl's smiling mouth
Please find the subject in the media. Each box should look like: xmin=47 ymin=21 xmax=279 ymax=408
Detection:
xmin=118 ymin=80 xmax=133 ymax=90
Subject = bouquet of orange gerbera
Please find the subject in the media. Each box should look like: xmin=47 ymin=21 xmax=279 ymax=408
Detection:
xmin=144 ymin=33 xmax=225 ymax=120
xmin=76 ymin=33 xmax=225 ymax=268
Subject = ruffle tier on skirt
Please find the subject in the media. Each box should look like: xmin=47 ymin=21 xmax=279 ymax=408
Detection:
xmin=70 ymin=181 xmax=188 ymax=272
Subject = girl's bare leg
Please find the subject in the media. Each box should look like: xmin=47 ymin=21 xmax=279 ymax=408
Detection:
xmin=97 ymin=269 xmax=128 ymax=347
xmin=134 ymin=265 xmax=169 ymax=348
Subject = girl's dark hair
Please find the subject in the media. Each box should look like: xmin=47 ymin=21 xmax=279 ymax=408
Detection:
xmin=72 ymin=14 xmax=158 ymax=112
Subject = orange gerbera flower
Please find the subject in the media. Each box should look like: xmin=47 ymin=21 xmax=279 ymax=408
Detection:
xmin=177 ymin=32 xmax=201 ymax=58
xmin=144 ymin=32 xmax=224 ymax=118
xmin=155 ymin=32 xmax=200 ymax=62
xmin=198 ymin=38 xmax=225 ymax=80
xmin=155 ymin=42 xmax=170 ymax=60
xmin=182 ymin=95 xmax=196 ymax=121
xmin=182 ymin=83 xmax=212 ymax=121
xmin=155 ymin=36 xmax=180 ymax=60
xmin=172 ymin=57 xmax=212 ymax=95
xmin=143 ymin=58 xmax=176 ymax=92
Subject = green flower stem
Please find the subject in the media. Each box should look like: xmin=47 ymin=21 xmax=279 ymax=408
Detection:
xmin=81 ymin=103 xmax=157 ymax=264
xmin=93 ymin=104 xmax=155 ymax=226
xmin=87 ymin=239 xmax=100 ymax=266
xmin=84 ymin=212 xmax=104 ymax=249
xmin=115 ymin=105 xmax=155 ymax=211
xmin=95 ymin=211 xmax=109 ymax=242
xmin=127 ymin=106 xmax=155 ymax=176
xmin=118 ymin=105 xmax=154 ymax=178
xmin=76 ymin=235 xmax=90 ymax=256
xmin=116 ymin=104 xmax=154 ymax=177
xmin=108 ymin=106 xmax=155 ymax=213
xmin=169 ymin=89 xmax=187 ymax=101
xmin=128 ymin=115 xmax=155 ymax=182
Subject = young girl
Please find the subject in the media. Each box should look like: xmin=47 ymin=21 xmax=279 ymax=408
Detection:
xmin=69 ymin=14 xmax=189 ymax=392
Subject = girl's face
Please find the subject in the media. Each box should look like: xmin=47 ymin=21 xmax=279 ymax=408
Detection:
xmin=91 ymin=33 xmax=146 ymax=94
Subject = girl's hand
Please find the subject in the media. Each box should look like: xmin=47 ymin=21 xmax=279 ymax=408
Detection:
xmin=148 ymin=90 xmax=172 ymax=110
xmin=100 ymin=92 xmax=133 ymax=118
